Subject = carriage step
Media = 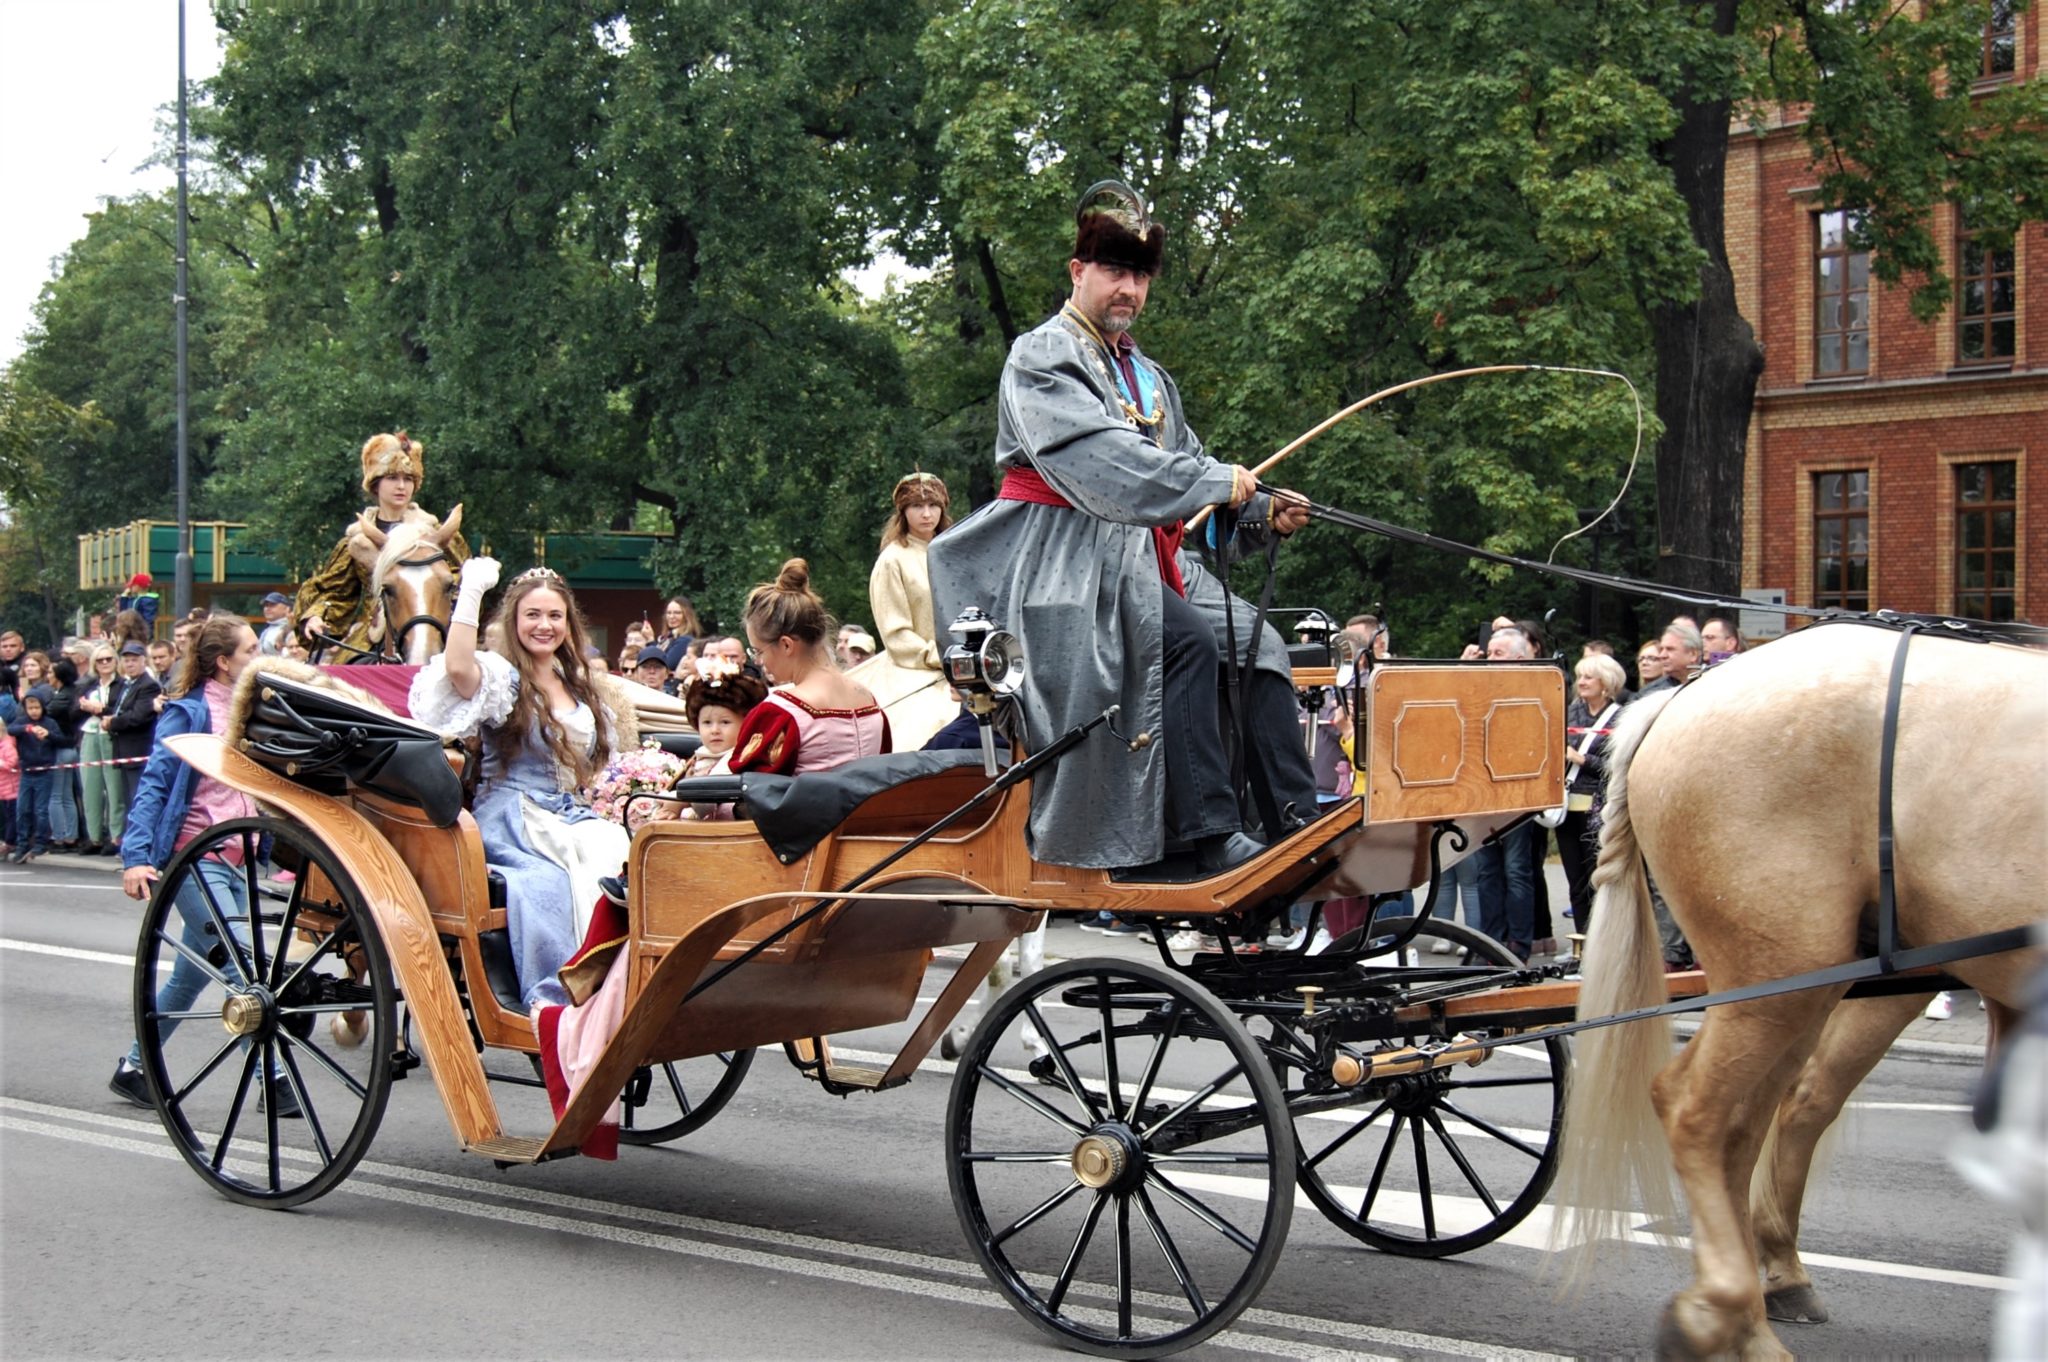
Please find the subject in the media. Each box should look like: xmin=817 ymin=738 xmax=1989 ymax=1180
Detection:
xmin=468 ymin=1134 xmax=554 ymax=1166
xmin=815 ymin=1062 xmax=900 ymax=1092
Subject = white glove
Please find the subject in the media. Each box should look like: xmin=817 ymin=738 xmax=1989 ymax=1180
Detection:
xmin=452 ymin=556 xmax=501 ymax=629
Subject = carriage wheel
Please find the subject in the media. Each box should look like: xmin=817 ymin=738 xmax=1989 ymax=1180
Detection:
xmin=948 ymin=958 xmax=1293 ymax=1358
xmin=1282 ymin=914 xmax=1565 ymax=1258
xmin=618 ymin=1048 xmax=756 ymax=1146
xmin=132 ymin=816 xmax=397 ymax=1209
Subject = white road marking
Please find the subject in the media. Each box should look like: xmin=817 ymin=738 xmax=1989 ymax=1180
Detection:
xmin=0 ymin=1097 xmax=1568 ymax=1361
xmin=0 ymin=938 xmax=165 ymax=970
xmin=0 ymin=878 xmax=126 ymax=890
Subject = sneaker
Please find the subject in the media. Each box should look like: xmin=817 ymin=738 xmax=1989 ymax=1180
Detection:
xmin=269 ymin=868 xmax=297 ymax=885
xmin=598 ymin=874 xmax=628 ymax=908
xmin=1535 ymin=937 xmax=1559 ymax=957
xmin=1305 ymin=928 xmax=1333 ymax=956
xmin=939 ymin=1025 xmax=969 ymax=1061
xmin=260 ymin=1081 xmax=303 ymax=1120
xmin=1429 ymin=938 xmax=1456 ymax=955
xmin=1270 ymin=928 xmax=1307 ymax=951
xmin=109 ymin=1057 xmax=152 ymax=1109
xmin=1923 ymin=991 xmax=1954 ymax=1021
xmin=1021 ymin=1022 xmax=1050 ymax=1058
xmin=1100 ymin=920 xmax=1145 ymax=936
xmin=1165 ymin=930 xmax=1210 ymax=952
xmin=1074 ymin=914 xmax=1114 ymax=935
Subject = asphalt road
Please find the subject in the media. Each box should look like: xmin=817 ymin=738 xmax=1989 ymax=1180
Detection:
xmin=0 ymin=854 xmax=2016 ymax=1361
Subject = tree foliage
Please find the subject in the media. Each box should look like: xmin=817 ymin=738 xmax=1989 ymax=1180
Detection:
xmin=8 ymin=0 xmax=2041 ymax=652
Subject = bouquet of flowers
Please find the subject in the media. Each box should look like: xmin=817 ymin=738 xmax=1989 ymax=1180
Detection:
xmin=583 ymin=739 xmax=688 ymax=829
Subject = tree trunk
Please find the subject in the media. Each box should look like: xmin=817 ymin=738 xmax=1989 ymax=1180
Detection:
xmin=1649 ymin=0 xmax=1764 ymax=599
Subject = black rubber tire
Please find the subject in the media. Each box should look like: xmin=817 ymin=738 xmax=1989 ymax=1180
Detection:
xmin=1285 ymin=913 xmax=1566 ymax=1257
xmin=618 ymin=1049 xmax=756 ymax=1146
xmin=132 ymin=816 xmax=396 ymax=1209
xmin=947 ymin=957 xmax=1294 ymax=1359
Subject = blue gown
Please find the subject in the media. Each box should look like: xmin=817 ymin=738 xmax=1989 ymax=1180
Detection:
xmin=410 ymin=654 xmax=629 ymax=1009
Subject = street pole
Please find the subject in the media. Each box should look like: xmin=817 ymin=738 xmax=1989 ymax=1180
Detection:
xmin=172 ymin=0 xmax=193 ymax=620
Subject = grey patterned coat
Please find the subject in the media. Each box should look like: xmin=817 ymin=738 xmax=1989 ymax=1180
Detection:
xmin=930 ymin=310 xmax=1290 ymax=868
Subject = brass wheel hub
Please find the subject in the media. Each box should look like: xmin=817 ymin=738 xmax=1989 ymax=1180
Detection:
xmin=1070 ymin=1125 xmax=1143 ymax=1192
xmin=1071 ymin=1136 xmax=1125 ymax=1188
xmin=221 ymin=990 xmax=270 ymax=1038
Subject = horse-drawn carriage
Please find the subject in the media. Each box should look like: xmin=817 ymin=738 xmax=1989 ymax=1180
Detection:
xmin=125 ymin=603 xmax=2043 ymax=1359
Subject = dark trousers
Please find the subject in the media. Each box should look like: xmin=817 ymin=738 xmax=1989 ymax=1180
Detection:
xmin=1557 ymin=808 xmax=1598 ymax=930
xmin=1158 ymin=585 xmax=1322 ymax=845
xmin=1160 ymin=586 xmax=1241 ymax=844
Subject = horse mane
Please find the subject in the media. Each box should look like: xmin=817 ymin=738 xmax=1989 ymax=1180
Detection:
xmin=369 ymin=519 xmax=438 ymax=599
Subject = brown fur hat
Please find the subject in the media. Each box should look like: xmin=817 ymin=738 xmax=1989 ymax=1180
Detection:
xmin=680 ymin=661 xmax=769 ymax=728
xmin=1073 ymin=180 xmax=1165 ymax=276
xmin=360 ymin=430 xmax=426 ymax=492
xmin=892 ymin=470 xmax=950 ymax=510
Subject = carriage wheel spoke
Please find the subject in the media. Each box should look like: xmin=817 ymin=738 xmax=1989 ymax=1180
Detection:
xmin=271 ymin=928 xmax=345 ymax=1003
xmin=1026 ymin=1002 xmax=1103 ymax=1124
xmin=275 ymin=1037 xmax=331 ymax=1166
xmin=979 ymin=1064 xmax=1088 ymax=1137
xmin=1114 ymin=1193 xmax=1133 ymax=1338
xmin=962 ymin=1150 xmax=1074 ymax=1163
xmin=239 ymin=835 xmax=268 ymax=984
xmin=1097 ymin=974 xmax=1123 ymax=1124
xmin=1423 ymin=1108 xmax=1501 ymax=1217
xmin=1439 ymin=1099 xmax=1546 ymax=1159
xmin=280 ymin=1028 xmax=370 ymax=1101
xmin=1045 ymin=1190 xmax=1109 ymax=1316
xmin=1136 ymin=1185 xmax=1207 ymax=1319
xmin=1359 ymin=1113 xmax=1407 ymax=1223
xmin=260 ymin=1043 xmax=283 ymax=1192
xmin=211 ymin=1049 xmax=259 ymax=1171
xmin=171 ymin=1033 xmax=242 ymax=1105
xmin=1304 ymin=1098 xmax=1393 ymax=1171
xmin=192 ymin=865 xmax=255 ymax=986
xmin=663 ymin=1063 xmax=694 ymax=1116
xmin=266 ymin=869 xmax=311 ymax=990
xmin=1141 ymin=1059 xmax=1246 ymax=1141
xmin=1150 ymin=1151 xmax=1269 ymax=1165
xmin=1125 ymin=998 xmax=1184 ymax=1124
xmin=1411 ymin=1115 xmax=1436 ymax=1238
xmin=154 ymin=927 xmax=231 ymax=989
xmin=991 ymin=1177 xmax=1087 ymax=1247
xmin=1145 ymin=1170 xmax=1257 ymax=1254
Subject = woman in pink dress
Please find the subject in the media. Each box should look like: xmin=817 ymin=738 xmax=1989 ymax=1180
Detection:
xmin=730 ymin=558 xmax=890 ymax=774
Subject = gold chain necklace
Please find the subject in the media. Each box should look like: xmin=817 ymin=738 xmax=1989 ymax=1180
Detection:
xmin=1061 ymin=304 xmax=1164 ymax=428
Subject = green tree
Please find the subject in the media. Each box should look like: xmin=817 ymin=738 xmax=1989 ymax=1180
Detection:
xmin=202 ymin=1 xmax=934 ymax=624
xmin=0 ymin=372 xmax=113 ymax=644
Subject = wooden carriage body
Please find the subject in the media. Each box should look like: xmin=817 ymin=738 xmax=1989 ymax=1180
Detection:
xmin=165 ymin=658 xmax=1563 ymax=1164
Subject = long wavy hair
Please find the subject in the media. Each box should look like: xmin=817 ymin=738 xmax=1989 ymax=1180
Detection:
xmin=487 ymin=572 xmax=615 ymax=789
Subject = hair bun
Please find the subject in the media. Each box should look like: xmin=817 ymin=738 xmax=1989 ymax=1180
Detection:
xmin=775 ymin=558 xmax=811 ymax=594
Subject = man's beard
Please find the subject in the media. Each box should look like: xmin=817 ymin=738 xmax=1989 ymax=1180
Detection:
xmin=1094 ymin=301 xmax=1137 ymax=334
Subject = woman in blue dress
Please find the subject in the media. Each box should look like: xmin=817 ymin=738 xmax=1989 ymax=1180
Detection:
xmin=409 ymin=559 xmax=629 ymax=1011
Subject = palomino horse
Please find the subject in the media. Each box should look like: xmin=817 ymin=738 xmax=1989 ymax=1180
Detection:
xmin=1553 ymin=621 xmax=2044 ymax=1358
xmin=347 ymin=506 xmax=464 ymax=665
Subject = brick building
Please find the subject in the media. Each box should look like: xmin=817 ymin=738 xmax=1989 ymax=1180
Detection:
xmin=1727 ymin=5 xmax=2043 ymax=625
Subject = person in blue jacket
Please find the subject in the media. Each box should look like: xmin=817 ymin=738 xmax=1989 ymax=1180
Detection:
xmin=106 ymin=615 xmax=292 ymax=1113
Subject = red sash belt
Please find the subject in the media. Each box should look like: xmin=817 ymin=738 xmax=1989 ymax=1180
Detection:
xmin=999 ymin=466 xmax=1187 ymax=598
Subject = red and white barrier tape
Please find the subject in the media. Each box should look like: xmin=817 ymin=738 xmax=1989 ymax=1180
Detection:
xmin=18 ymin=755 xmax=149 ymax=774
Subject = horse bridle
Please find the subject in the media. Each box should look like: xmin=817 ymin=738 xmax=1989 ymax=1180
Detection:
xmin=353 ymin=547 xmax=453 ymax=664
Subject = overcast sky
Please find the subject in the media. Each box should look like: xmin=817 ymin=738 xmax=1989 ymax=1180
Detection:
xmin=0 ymin=1 xmax=225 ymax=367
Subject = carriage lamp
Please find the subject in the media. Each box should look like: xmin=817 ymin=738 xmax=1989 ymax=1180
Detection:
xmin=944 ymin=607 xmax=1026 ymax=776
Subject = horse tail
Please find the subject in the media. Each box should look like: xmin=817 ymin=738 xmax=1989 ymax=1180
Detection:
xmin=1549 ymin=686 xmax=1684 ymax=1288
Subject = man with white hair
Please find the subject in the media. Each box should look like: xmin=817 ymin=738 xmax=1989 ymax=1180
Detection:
xmin=1640 ymin=619 xmax=1702 ymax=693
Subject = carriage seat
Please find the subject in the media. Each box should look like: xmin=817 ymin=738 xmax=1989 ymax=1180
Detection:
xmin=236 ymin=670 xmax=465 ymax=827
xmin=668 ymin=749 xmax=1006 ymax=865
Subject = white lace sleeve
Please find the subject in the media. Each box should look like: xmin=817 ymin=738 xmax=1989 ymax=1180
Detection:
xmin=408 ymin=651 xmax=519 ymax=739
